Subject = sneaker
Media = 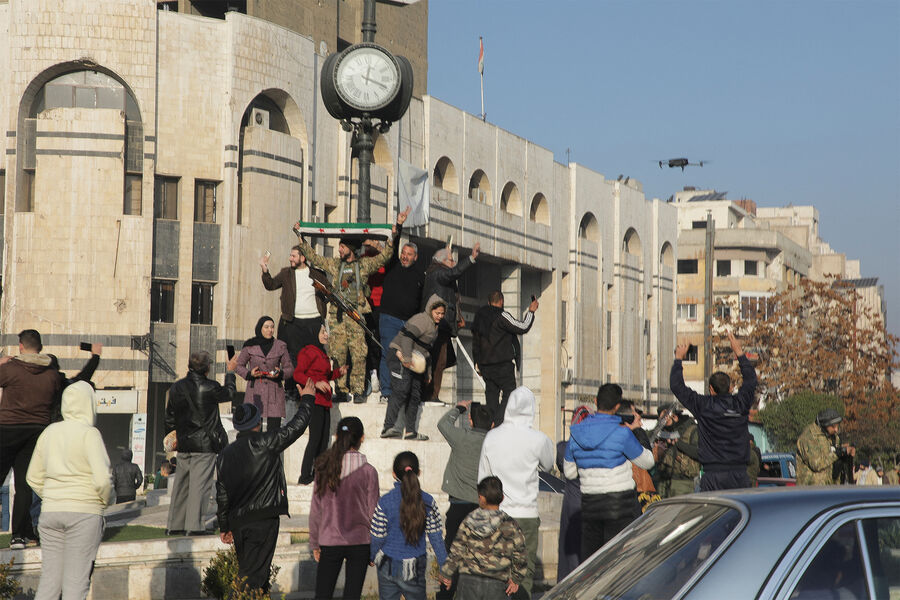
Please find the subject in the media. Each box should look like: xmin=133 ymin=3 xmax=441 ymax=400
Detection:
xmin=381 ymin=428 xmax=402 ymax=439
xmin=404 ymin=432 xmax=429 ymax=441
xmin=332 ymin=392 xmax=349 ymax=403
xmin=9 ymin=537 xmax=26 ymax=550
xmin=353 ymin=394 xmax=368 ymax=404
xmin=166 ymin=529 xmax=186 ymax=537
xmin=379 ymin=394 xmax=390 ymax=404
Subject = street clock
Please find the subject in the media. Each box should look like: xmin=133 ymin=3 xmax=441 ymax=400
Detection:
xmin=321 ymin=43 xmax=413 ymax=122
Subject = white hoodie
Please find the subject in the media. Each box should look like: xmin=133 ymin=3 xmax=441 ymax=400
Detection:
xmin=26 ymin=381 xmax=113 ymax=514
xmin=478 ymin=387 xmax=554 ymax=519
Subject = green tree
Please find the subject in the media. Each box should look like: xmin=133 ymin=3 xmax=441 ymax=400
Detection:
xmin=758 ymin=392 xmax=843 ymax=452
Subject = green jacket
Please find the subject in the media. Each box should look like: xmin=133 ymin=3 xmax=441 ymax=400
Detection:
xmin=796 ymin=423 xmax=836 ymax=486
xmin=437 ymin=406 xmax=487 ymax=503
xmin=660 ymin=418 xmax=701 ymax=480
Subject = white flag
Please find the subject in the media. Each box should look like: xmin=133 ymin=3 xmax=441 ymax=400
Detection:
xmin=398 ymin=158 xmax=430 ymax=227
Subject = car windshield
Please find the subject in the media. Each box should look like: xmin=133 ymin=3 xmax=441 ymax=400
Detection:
xmin=545 ymin=501 xmax=742 ymax=600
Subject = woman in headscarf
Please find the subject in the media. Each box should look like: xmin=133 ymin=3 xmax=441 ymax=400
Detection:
xmin=235 ymin=316 xmax=294 ymax=433
xmin=556 ymin=404 xmax=594 ymax=582
xmin=293 ymin=324 xmax=347 ymax=485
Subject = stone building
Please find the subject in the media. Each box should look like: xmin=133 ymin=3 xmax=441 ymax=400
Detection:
xmin=0 ymin=0 xmax=677 ymax=474
xmin=672 ymin=189 xmax=881 ymax=392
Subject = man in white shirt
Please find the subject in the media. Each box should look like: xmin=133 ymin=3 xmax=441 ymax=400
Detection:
xmin=260 ymin=246 xmax=327 ymax=365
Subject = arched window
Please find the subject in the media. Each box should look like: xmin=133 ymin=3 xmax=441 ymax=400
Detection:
xmin=624 ymin=228 xmax=642 ymax=256
xmin=529 ymin=193 xmax=549 ymax=224
xmin=500 ymin=181 xmax=521 ymax=215
xmin=660 ymin=242 xmax=674 ymax=268
xmin=579 ymin=212 xmax=599 ymax=241
xmin=22 ymin=68 xmax=142 ymax=214
xmin=433 ymin=156 xmax=458 ymax=194
xmin=468 ymin=169 xmax=491 ymax=204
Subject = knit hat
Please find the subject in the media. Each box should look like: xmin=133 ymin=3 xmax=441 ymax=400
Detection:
xmin=339 ymin=238 xmax=361 ymax=252
xmin=234 ymin=404 xmax=262 ymax=431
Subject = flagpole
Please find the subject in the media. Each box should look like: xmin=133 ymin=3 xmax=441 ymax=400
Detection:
xmin=480 ymin=71 xmax=485 ymax=122
xmin=478 ymin=36 xmax=485 ymax=121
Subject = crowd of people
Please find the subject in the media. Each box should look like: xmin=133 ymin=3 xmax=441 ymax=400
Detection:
xmin=4 ymin=207 xmax=899 ymax=600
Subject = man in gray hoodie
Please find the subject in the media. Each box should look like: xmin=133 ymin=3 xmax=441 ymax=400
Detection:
xmin=381 ymin=294 xmax=447 ymax=440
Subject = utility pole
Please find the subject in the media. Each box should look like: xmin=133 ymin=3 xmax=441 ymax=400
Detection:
xmin=703 ymin=210 xmax=715 ymax=382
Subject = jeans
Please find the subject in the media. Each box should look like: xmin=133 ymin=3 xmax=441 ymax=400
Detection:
xmin=0 ymin=484 xmax=9 ymax=531
xmin=376 ymin=554 xmax=426 ymax=600
xmin=316 ymin=543 xmax=370 ymax=599
xmin=382 ymin=353 xmax=423 ymax=434
xmin=378 ymin=313 xmax=405 ymax=398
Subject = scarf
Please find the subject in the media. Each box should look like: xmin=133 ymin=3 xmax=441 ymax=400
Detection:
xmin=244 ymin=316 xmax=276 ymax=355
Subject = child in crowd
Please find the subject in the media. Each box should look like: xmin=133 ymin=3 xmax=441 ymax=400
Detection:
xmin=370 ymin=451 xmax=446 ymax=600
xmin=440 ymin=476 xmax=527 ymax=600
xmin=309 ymin=417 xmax=379 ymax=600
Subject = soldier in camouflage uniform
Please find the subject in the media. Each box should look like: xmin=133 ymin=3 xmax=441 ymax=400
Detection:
xmin=655 ymin=411 xmax=701 ymax=498
xmin=796 ymin=408 xmax=852 ymax=486
xmin=295 ymin=213 xmax=405 ymax=400
xmin=440 ymin=476 xmax=528 ymax=600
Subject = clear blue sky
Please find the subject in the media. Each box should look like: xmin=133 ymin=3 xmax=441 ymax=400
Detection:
xmin=427 ymin=0 xmax=900 ymax=338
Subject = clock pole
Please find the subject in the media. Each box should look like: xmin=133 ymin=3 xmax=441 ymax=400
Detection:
xmin=353 ymin=117 xmax=376 ymax=223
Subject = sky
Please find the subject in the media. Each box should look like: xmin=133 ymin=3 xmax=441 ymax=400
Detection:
xmin=427 ymin=0 xmax=900 ymax=338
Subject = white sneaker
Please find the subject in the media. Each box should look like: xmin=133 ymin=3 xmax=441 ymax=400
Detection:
xmin=369 ymin=370 xmax=381 ymax=394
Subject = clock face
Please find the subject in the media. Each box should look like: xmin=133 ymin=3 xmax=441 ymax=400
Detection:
xmin=334 ymin=45 xmax=401 ymax=111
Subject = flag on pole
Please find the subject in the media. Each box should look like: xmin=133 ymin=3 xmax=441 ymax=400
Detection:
xmin=478 ymin=37 xmax=484 ymax=75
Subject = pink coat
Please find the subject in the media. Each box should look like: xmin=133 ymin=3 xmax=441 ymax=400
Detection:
xmin=235 ymin=340 xmax=294 ymax=418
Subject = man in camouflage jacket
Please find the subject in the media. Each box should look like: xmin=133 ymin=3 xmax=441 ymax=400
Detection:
xmin=655 ymin=411 xmax=700 ymax=498
xmin=440 ymin=476 xmax=528 ymax=600
xmin=295 ymin=213 xmax=405 ymax=399
xmin=796 ymin=408 xmax=852 ymax=486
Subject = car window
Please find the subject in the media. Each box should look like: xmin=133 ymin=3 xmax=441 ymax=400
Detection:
xmin=790 ymin=521 xmax=867 ymax=599
xmin=860 ymin=517 xmax=900 ymax=599
xmin=762 ymin=460 xmax=782 ymax=478
xmin=545 ymin=502 xmax=742 ymax=600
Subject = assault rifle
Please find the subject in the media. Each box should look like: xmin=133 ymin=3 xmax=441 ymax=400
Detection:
xmin=311 ymin=278 xmax=383 ymax=351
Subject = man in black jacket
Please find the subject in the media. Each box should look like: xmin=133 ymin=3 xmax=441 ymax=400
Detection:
xmin=472 ymin=291 xmax=538 ymax=424
xmin=217 ymin=378 xmax=315 ymax=594
xmin=165 ymin=351 xmax=237 ymax=535
xmin=670 ymin=331 xmax=757 ymax=491
xmin=421 ymin=242 xmax=480 ymax=403
xmin=112 ymin=449 xmax=143 ymax=503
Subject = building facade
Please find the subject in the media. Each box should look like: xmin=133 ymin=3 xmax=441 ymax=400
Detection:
xmin=0 ymin=0 xmax=677 ymax=473
xmin=672 ymin=189 xmax=883 ymax=392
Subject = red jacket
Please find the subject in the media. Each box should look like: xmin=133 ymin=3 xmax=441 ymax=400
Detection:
xmin=293 ymin=345 xmax=342 ymax=408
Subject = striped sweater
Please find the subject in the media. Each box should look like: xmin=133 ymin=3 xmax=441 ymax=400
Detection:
xmin=370 ymin=482 xmax=447 ymax=579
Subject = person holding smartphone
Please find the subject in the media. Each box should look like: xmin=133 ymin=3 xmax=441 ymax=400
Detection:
xmin=234 ymin=316 xmax=295 ymax=433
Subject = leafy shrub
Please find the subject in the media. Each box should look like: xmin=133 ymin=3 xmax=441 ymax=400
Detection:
xmin=0 ymin=558 xmax=22 ymax=600
xmin=201 ymin=545 xmax=280 ymax=600
xmin=758 ymin=392 xmax=843 ymax=452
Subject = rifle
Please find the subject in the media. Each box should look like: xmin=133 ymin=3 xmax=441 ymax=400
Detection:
xmin=311 ymin=279 xmax=383 ymax=351
xmin=649 ymin=402 xmax=678 ymax=444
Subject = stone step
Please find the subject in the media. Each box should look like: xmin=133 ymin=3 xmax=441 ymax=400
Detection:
xmin=2 ymin=524 xmax=561 ymax=599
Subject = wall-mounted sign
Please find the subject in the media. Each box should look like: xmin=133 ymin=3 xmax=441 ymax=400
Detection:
xmin=132 ymin=413 xmax=147 ymax=475
xmin=96 ymin=389 xmax=139 ymax=414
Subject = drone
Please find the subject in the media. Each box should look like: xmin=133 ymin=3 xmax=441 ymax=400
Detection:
xmin=659 ymin=158 xmax=706 ymax=171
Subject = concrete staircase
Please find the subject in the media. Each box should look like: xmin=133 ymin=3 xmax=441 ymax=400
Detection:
xmin=2 ymin=400 xmax=563 ymax=599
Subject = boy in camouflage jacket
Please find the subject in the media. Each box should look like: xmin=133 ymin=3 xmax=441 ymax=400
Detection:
xmin=440 ymin=476 xmax=528 ymax=600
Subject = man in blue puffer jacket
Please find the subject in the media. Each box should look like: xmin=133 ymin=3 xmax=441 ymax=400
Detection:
xmin=564 ymin=383 xmax=654 ymax=562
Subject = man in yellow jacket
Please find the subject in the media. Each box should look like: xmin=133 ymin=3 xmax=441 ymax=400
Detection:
xmin=26 ymin=381 xmax=113 ymax=600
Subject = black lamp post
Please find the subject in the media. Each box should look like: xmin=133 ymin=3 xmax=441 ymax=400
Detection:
xmin=320 ymin=0 xmax=414 ymax=223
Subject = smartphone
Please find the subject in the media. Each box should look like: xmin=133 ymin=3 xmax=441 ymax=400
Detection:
xmin=531 ymin=295 xmax=536 ymax=302
xmin=226 ymin=345 xmax=235 ymax=360
xmin=264 ymin=250 xmax=271 ymax=258
xmin=80 ymin=342 xmax=92 ymax=352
